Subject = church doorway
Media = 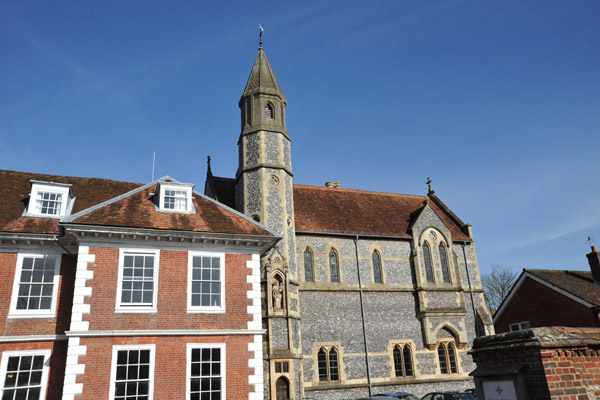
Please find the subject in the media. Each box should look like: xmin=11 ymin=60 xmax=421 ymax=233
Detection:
xmin=275 ymin=376 xmax=290 ymax=400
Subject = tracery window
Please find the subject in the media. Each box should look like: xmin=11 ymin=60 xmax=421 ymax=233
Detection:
xmin=422 ymin=242 xmax=435 ymax=283
xmin=304 ymin=248 xmax=314 ymax=282
xmin=439 ymin=243 xmax=451 ymax=283
xmin=392 ymin=344 xmax=413 ymax=378
xmin=265 ymin=103 xmax=274 ymax=119
xmin=372 ymin=250 xmax=383 ymax=283
xmin=437 ymin=341 xmax=458 ymax=374
xmin=329 ymin=248 xmax=340 ymax=283
xmin=317 ymin=347 xmax=339 ymax=382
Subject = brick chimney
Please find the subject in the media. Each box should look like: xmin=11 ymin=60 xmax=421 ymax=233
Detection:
xmin=587 ymin=246 xmax=600 ymax=282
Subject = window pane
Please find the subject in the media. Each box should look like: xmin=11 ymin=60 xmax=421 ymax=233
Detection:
xmin=329 ymin=249 xmax=339 ymax=283
xmin=114 ymin=350 xmax=151 ymax=400
xmin=304 ymin=248 xmax=313 ymax=282
xmin=328 ymin=348 xmax=339 ymax=381
xmin=190 ymin=347 xmax=222 ymax=400
xmin=439 ymin=243 xmax=450 ymax=283
xmin=423 ymin=242 xmax=434 ymax=283
xmin=317 ymin=349 xmax=327 ymax=382
xmin=372 ymin=251 xmax=383 ymax=283
xmin=438 ymin=344 xmax=448 ymax=374
xmin=447 ymin=343 xmax=457 ymax=374
xmin=121 ymin=254 xmax=154 ymax=306
xmin=16 ymin=257 xmax=55 ymax=311
xmin=2 ymin=355 xmax=46 ymax=399
xmin=191 ymin=256 xmax=222 ymax=309
xmin=403 ymin=345 xmax=413 ymax=377
xmin=393 ymin=346 xmax=403 ymax=377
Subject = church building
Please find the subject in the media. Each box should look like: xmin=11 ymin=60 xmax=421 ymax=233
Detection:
xmin=204 ymin=42 xmax=495 ymax=399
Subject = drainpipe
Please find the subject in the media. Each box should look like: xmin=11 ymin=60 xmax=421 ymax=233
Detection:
xmin=461 ymin=242 xmax=480 ymax=336
xmin=354 ymin=236 xmax=372 ymax=396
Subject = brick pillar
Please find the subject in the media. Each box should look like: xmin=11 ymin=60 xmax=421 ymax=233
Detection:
xmin=586 ymin=246 xmax=600 ymax=282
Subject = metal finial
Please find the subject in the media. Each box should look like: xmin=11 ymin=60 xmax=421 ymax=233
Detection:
xmin=426 ymin=177 xmax=434 ymax=195
xmin=259 ymin=24 xmax=264 ymax=48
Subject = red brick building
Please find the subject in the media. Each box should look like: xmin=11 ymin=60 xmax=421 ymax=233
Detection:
xmin=470 ymin=326 xmax=600 ymax=399
xmin=494 ymin=247 xmax=600 ymax=333
xmin=0 ymin=170 xmax=279 ymax=399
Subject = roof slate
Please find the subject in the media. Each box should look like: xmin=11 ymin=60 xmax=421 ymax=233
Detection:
xmin=207 ymin=176 xmax=470 ymax=240
xmin=525 ymin=269 xmax=600 ymax=306
xmin=1 ymin=170 xmax=272 ymax=237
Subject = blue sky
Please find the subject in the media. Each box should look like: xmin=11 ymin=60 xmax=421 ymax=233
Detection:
xmin=1 ymin=1 xmax=599 ymax=276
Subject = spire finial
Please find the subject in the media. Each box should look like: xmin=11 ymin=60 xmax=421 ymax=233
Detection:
xmin=426 ymin=177 xmax=434 ymax=195
xmin=207 ymin=156 xmax=212 ymax=174
xmin=259 ymin=24 xmax=264 ymax=48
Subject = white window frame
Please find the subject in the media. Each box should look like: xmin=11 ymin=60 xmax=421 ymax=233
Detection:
xmin=115 ymin=249 xmax=160 ymax=313
xmin=187 ymin=252 xmax=225 ymax=313
xmin=8 ymin=253 xmax=62 ymax=318
xmin=109 ymin=344 xmax=155 ymax=400
xmin=26 ymin=182 xmax=72 ymax=218
xmin=158 ymin=183 xmax=194 ymax=213
xmin=0 ymin=349 xmax=51 ymax=400
xmin=186 ymin=343 xmax=226 ymax=400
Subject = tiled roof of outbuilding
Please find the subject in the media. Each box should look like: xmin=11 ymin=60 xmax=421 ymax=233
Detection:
xmin=0 ymin=170 xmax=273 ymax=237
xmin=524 ymin=269 xmax=600 ymax=306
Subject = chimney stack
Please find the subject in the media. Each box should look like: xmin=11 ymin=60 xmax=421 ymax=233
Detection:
xmin=587 ymin=246 xmax=600 ymax=282
xmin=325 ymin=181 xmax=342 ymax=188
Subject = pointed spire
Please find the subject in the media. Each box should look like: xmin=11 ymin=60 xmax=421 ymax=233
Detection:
xmin=242 ymin=45 xmax=283 ymax=97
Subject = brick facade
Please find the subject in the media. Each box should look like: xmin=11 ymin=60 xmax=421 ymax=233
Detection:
xmin=495 ymin=277 xmax=598 ymax=333
xmin=471 ymin=326 xmax=600 ymax=399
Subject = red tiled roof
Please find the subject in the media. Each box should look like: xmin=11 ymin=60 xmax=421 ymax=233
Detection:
xmin=1 ymin=170 xmax=141 ymax=234
xmin=69 ymin=184 xmax=271 ymax=236
xmin=207 ymin=176 xmax=470 ymax=240
xmin=0 ymin=170 xmax=272 ymax=237
xmin=293 ymin=185 xmax=470 ymax=240
xmin=525 ymin=269 xmax=600 ymax=306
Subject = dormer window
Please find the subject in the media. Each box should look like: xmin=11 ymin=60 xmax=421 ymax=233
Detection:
xmin=158 ymin=183 xmax=194 ymax=213
xmin=26 ymin=181 xmax=73 ymax=218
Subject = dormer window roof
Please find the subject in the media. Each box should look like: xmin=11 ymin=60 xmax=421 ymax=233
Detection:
xmin=158 ymin=182 xmax=194 ymax=213
xmin=26 ymin=180 xmax=74 ymax=218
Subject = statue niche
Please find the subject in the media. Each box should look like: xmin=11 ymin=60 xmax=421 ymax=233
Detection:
xmin=272 ymin=273 xmax=285 ymax=311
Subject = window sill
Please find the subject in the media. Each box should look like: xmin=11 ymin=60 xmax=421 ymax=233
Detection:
xmin=7 ymin=312 xmax=55 ymax=319
xmin=115 ymin=307 xmax=157 ymax=314
xmin=186 ymin=308 xmax=225 ymax=314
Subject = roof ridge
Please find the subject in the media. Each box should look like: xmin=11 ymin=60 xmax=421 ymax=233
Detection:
xmin=293 ymin=184 xmax=427 ymax=198
xmin=0 ymin=169 xmax=142 ymax=186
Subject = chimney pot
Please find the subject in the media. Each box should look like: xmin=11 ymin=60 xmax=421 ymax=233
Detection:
xmin=325 ymin=181 xmax=342 ymax=188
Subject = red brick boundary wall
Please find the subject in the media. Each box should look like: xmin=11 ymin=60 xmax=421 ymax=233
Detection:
xmin=470 ymin=326 xmax=600 ymax=399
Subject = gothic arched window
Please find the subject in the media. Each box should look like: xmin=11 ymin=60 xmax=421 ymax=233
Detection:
xmin=393 ymin=344 xmax=413 ymax=378
xmin=439 ymin=243 xmax=451 ymax=283
xmin=304 ymin=248 xmax=314 ymax=282
xmin=372 ymin=250 xmax=383 ymax=283
xmin=317 ymin=347 xmax=340 ymax=382
xmin=422 ymin=242 xmax=434 ymax=283
xmin=329 ymin=248 xmax=340 ymax=283
xmin=437 ymin=341 xmax=458 ymax=374
xmin=265 ymin=103 xmax=274 ymax=120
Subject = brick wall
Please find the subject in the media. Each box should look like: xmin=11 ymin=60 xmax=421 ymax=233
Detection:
xmin=495 ymin=278 xmax=597 ymax=333
xmin=0 ymin=340 xmax=68 ymax=399
xmin=471 ymin=326 xmax=600 ymax=400
xmin=0 ymin=252 xmax=75 ymax=336
xmin=84 ymin=248 xmax=252 ymax=330
xmin=76 ymin=335 xmax=253 ymax=399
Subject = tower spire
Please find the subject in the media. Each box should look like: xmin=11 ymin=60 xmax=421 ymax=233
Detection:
xmin=259 ymin=24 xmax=263 ymax=48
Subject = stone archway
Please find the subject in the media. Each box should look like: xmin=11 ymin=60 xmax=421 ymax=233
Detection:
xmin=275 ymin=376 xmax=290 ymax=400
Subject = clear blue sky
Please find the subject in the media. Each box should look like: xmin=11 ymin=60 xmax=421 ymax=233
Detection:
xmin=1 ymin=1 xmax=599 ymax=276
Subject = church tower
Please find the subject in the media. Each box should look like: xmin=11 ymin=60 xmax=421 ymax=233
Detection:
xmin=236 ymin=41 xmax=302 ymax=399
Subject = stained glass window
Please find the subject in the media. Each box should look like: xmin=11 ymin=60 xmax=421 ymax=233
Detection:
xmin=439 ymin=243 xmax=450 ymax=283
xmin=329 ymin=249 xmax=339 ymax=283
xmin=423 ymin=242 xmax=434 ymax=283
xmin=304 ymin=248 xmax=314 ymax=282
xmin=372 ymin=250 xmax=383 ymax=283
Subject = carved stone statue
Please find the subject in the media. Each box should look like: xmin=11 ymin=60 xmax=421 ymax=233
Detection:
xmin=272 ymin=278 xmax=284 ymax=310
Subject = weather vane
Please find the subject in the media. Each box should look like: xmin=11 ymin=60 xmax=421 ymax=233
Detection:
xmin=259 ymin=24 xmax=264 ymax=48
